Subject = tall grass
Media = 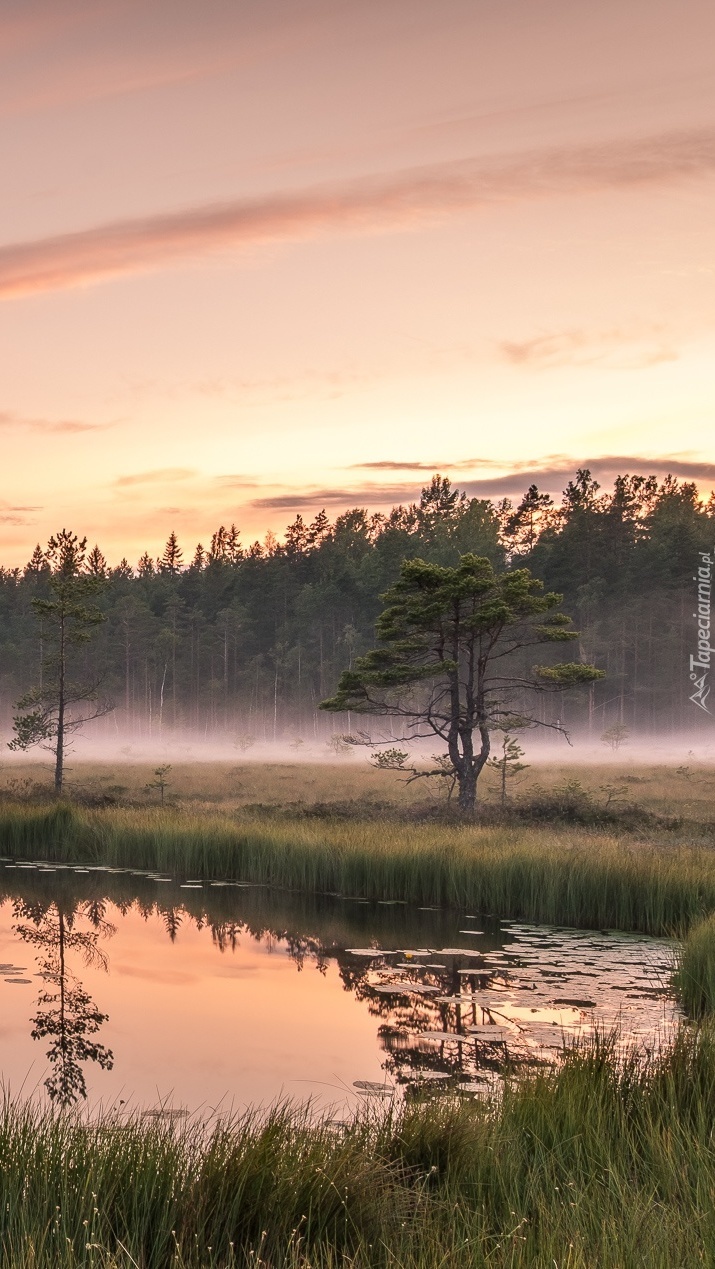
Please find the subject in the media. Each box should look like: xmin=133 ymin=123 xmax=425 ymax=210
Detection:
xmin=674 ymin=912 xmax=715 ymax=1016
xmin=2 ymin=801 xmax=715 ymax=934
xmin=1 ymin=1026 xmax=715 ymax=1266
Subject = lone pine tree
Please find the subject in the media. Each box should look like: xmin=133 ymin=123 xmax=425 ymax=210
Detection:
xmin=8 ymin=530 xmax=113 ymax=793
xmin=320 ymin=553 xmax=603 ymax=814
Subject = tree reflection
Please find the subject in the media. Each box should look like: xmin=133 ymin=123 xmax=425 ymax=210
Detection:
xmin=13 ymin=899 xmax=115 ymax=1107
xmin=335 ymin=956 xmax=513 ymax=1090
xmin=1 ymin=870 xmax=520 ymax=1103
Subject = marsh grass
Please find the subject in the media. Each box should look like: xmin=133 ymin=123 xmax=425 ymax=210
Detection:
xmin=1 ymin=800 xmax=715 ymax=936
xmin=674 ymin=913 xmax=715 ymax=1016
xmin=1 ymin=1026 xmax=715 ymax=1266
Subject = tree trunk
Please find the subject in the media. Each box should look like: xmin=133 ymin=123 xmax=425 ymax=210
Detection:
xmin=159 ymin=661 xmax=168 ymax=734
xmin=55 ymin=610 xmax=66 ymax=794
xmin=456 ymin=763 xmax=477 ymax=814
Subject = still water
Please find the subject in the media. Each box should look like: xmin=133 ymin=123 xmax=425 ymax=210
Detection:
xmin=0 ymin=859 xmax=679 ymax=1115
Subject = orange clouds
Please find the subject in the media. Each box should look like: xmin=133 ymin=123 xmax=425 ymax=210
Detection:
xmin=0 ymin=127 xmax=714 ymax=301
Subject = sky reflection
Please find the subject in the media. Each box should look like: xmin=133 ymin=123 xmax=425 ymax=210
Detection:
xmin=0 ymin=863 xmax=679 ymax=1114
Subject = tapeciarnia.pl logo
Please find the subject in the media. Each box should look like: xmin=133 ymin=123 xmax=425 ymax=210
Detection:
xmin=690 ymin=550 xmax=713 ymax=713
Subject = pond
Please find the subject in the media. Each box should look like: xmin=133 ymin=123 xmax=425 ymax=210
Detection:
xmin=0 ymin=859 xmax=680 ymax=1115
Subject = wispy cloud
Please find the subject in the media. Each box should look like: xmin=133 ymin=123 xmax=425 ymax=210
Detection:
xmin=0 ymin=500 xmax=42 ymax=526
xmin=459 ymin=455 xmax=715 ymax=498
xmin=352 ymin=458 xmax=504 ymax=472
xmin=1 ymin=127 xmax=714 ymax=300
xmin=250 ymin=453 xmax=715 ymax=514
xmin=498 ymin=328 xmax=678 ymax=370
xmin=250 ymin=484 xmax=425 ymax=511
xmin=214 ymin=475 xmax=262 ymax=489
xmin=114 ymin=467 xmax=197 ymax=487
xmin=0 ymin=409 xmax=110 ymax=433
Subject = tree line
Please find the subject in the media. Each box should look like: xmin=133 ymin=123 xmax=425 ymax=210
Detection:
xmin=0 ymin=471 xmax=712 ymax=754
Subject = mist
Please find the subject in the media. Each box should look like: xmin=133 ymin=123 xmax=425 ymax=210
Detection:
xmin=2 ymin=718 xmax=712 ymax=771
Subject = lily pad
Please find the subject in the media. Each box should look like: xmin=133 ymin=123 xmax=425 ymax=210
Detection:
xmin=467 ymin=1025 xmax=510 ymax=1039
xmin=552 ymin=998 xmax=597 ymax=1009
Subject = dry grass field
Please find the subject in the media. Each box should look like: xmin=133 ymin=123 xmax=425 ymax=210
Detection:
xmin=1 ymin=752 xmax=713 ymax=823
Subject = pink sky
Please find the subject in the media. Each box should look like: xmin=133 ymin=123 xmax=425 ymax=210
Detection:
xmin=1 ymin=0 xmax=714 ymax=565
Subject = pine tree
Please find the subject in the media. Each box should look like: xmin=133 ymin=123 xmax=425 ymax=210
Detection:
xmin=158 ymin=532 xmax=183 ymax=575
xmin=226 ymin=524 xmax=242 ymax=563
xmin=285 ymin=514 xmax=309 ymax=554
xmin=321 ymin=554 xmax=603 ymax=814
xmin=8 ymin=530 xmax=113 ymax=792
xmin=137 ymin=552 xmax=155 ymax=578
xmin=504 ymin=485 xmax=555 ymax=555
xmin=487 ymin=733 xmax=529 ymax=806
xmin=86 ymin=545 xmax=107 ymax=576
xmin=209 ymin=525 xmax=228 ymax=563
xmin=416 ymin=474 xmax=466 ymax=534
xmin=307 ymin=509 xmax=331 ymax=546
xmin=25 ymin=544 xmax=48 ymax=575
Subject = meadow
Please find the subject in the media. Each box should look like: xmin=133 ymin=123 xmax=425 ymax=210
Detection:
xmin=1 ymin=757 xmax=715 ymax=1267
xmin=3 ymin=753 xmax=715 ymax=822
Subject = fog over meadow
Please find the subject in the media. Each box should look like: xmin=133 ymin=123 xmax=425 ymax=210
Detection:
xmin=2 ymin=472 xmax=713 ymax=784
xmin=3 ymin=726 xmax=713 ymax=772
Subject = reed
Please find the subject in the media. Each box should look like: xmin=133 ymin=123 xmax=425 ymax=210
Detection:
xmin=0 ymin=1025 xmax=714 ymax=1266
xmin=1 ymin=800 xmax=715 ymax=935
xmin=674 ymin=912 xmax=715 ymax=1016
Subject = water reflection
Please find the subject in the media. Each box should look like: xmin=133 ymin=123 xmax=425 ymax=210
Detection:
xmin=341 ymin=955 xmax=512 ymax=1094
xmin=12 ymin=895 xmax=114 ymax=1105
xmin=0 ymin=864 xmax=678 ymax=1109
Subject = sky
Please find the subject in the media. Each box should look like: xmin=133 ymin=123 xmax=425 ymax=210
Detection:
xmin=1 ymin=0 xmax=714 ymax=566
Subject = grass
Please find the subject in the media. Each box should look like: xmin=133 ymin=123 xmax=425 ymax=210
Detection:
xmin=0 ymin=1025 xmax=714 ymax=1266
xmin=674 ymin=913 xmax=715 ymax=1017
xmin=2 ymin=762 xmax=715 ymax=1264
xmin=3 ymin=757 xmax=715 ymax=823
xmin=1 ymin=799 xmax=715 ymax=936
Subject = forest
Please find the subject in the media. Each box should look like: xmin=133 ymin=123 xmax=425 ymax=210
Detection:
xmin=0 ymin=470 xmax=712 ymax=745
